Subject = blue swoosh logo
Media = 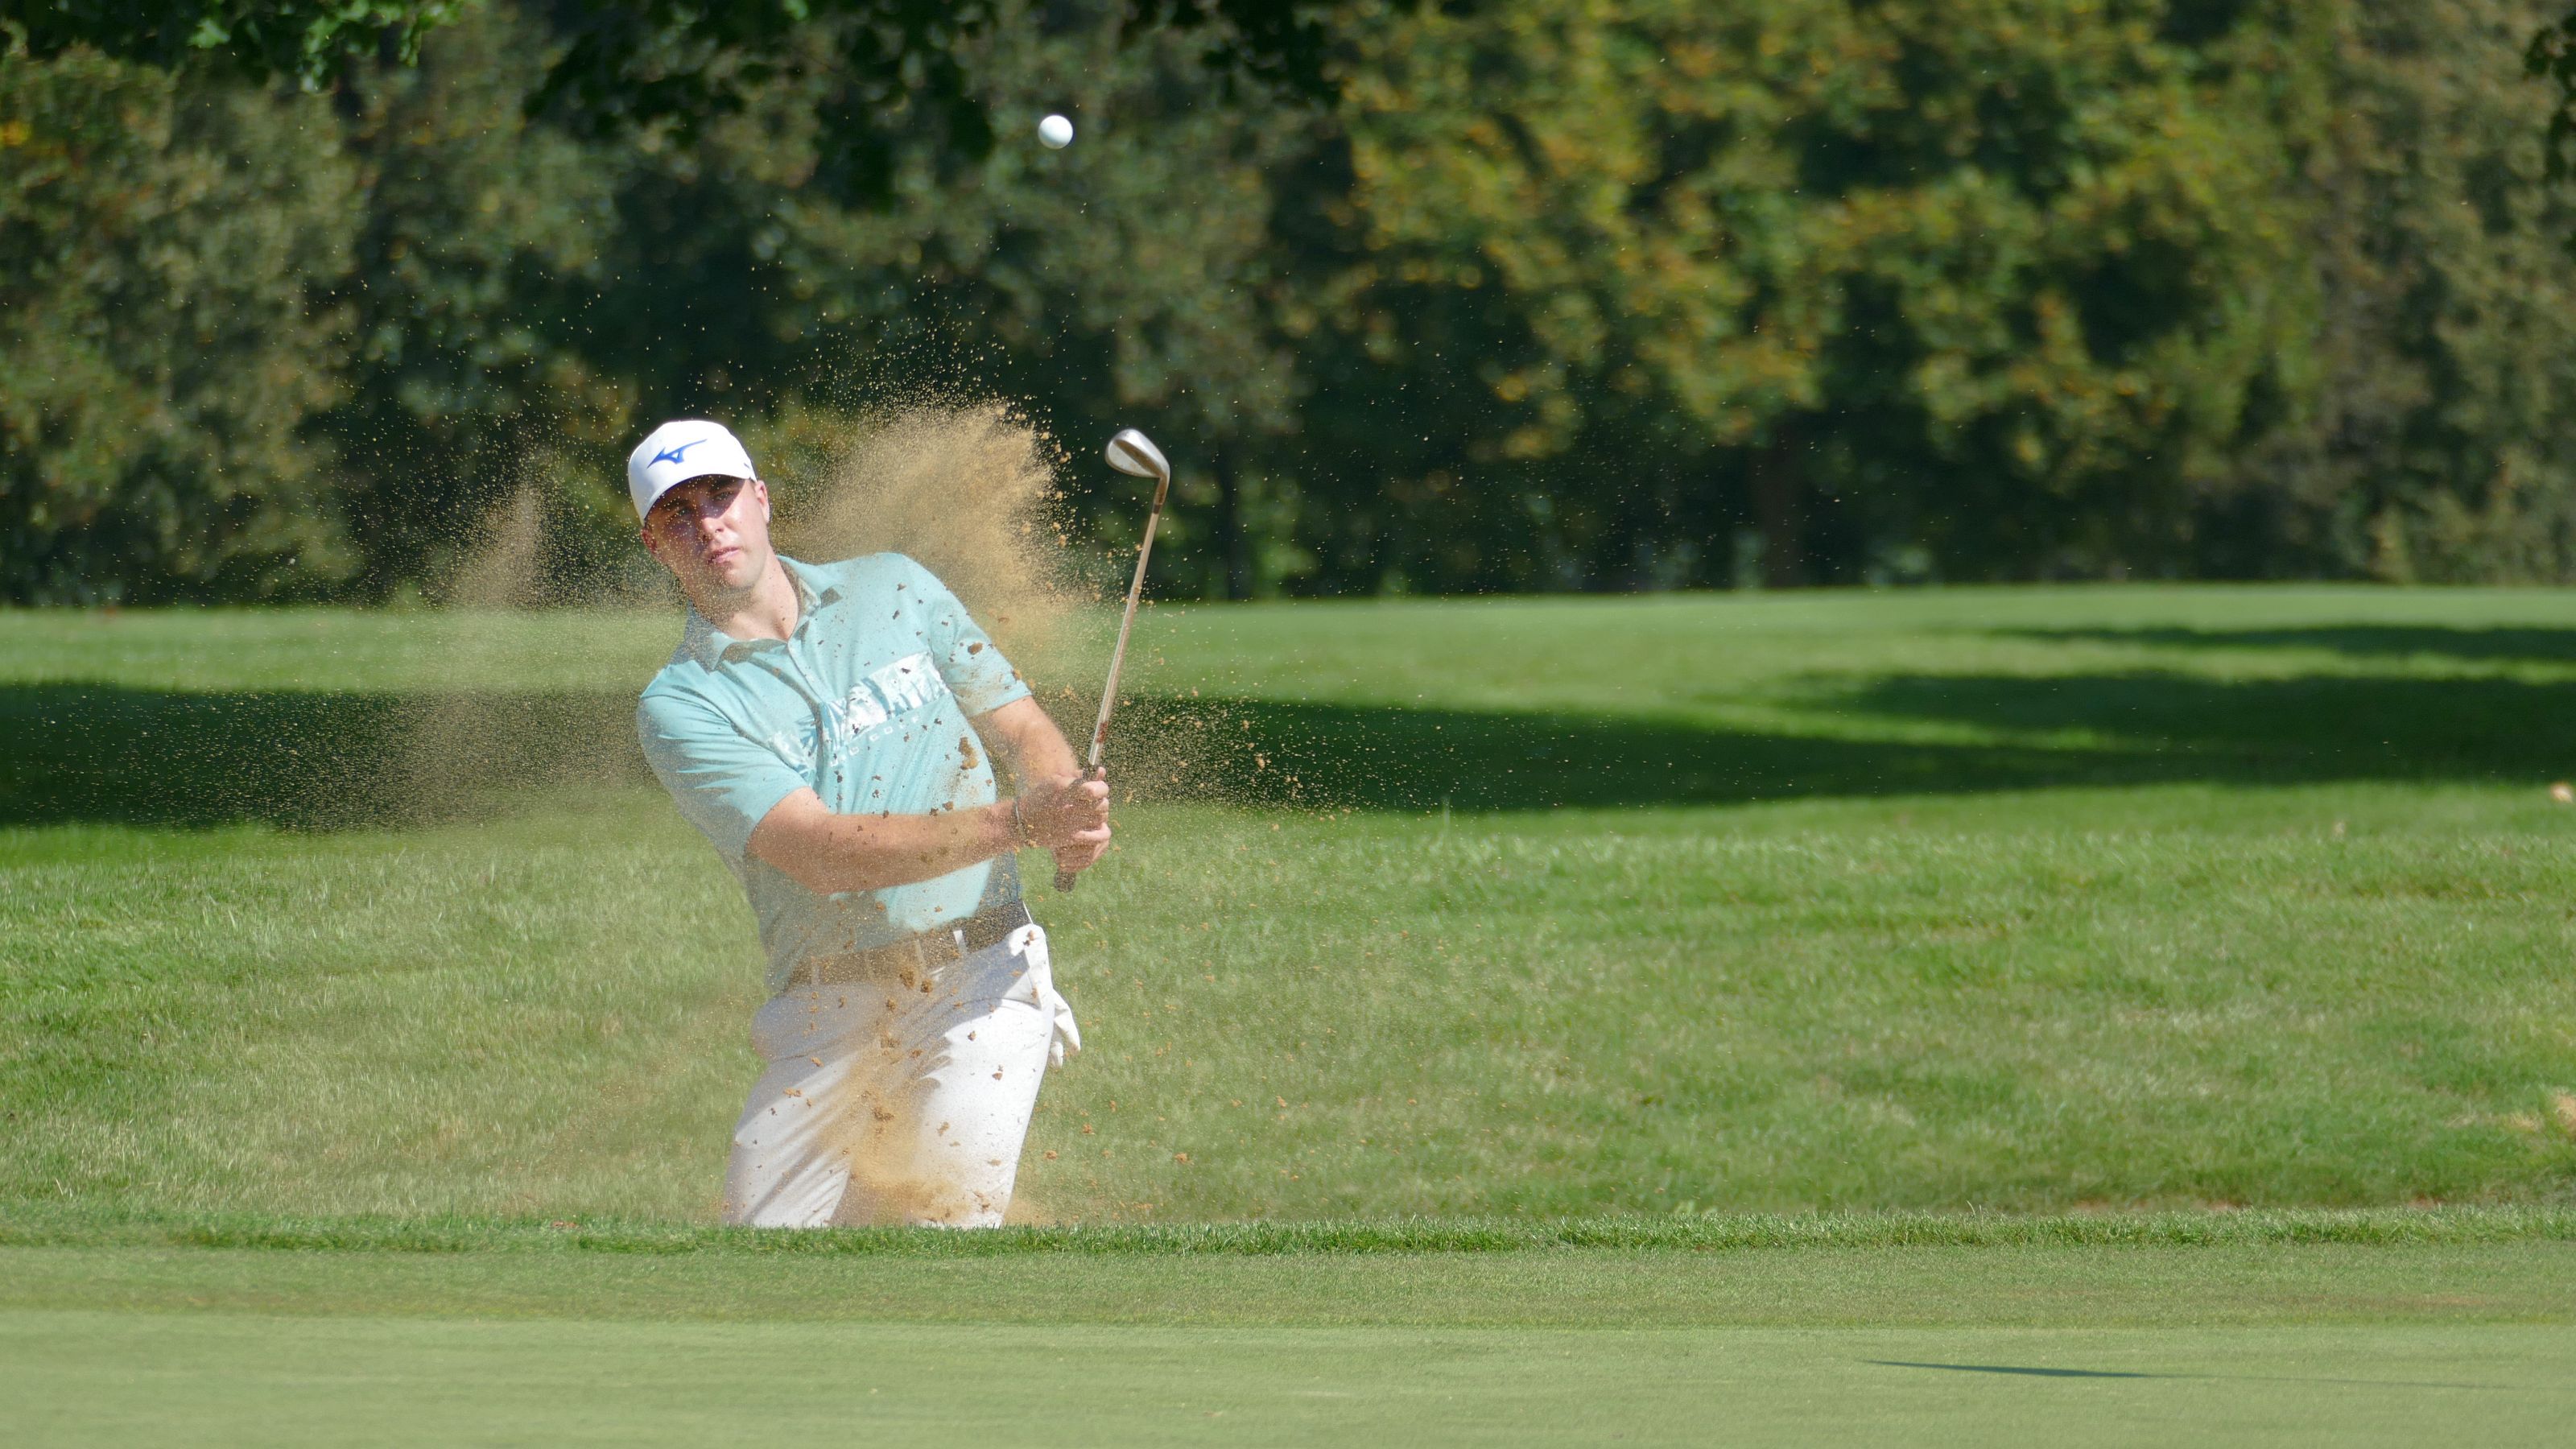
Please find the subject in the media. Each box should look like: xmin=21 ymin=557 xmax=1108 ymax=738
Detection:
xmin=650 ymin=439 xmax=705 ymax=468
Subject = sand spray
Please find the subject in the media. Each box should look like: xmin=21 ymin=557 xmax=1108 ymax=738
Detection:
xmin=389 ymin=398 xmax=1309 ymax=1224
xmin=399 ymin=400 xmax=1109 ymax=824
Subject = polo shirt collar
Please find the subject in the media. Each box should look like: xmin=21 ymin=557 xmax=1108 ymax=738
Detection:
xmin=680 ymin=555 xmax=841 ymax=668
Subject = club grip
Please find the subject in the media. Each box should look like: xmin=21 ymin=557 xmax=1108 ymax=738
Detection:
xmin=1050 ymin=765 xmax=1106 ymax=894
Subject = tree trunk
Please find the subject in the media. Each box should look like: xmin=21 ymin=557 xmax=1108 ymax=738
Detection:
xmin=1213 ymin=444 xmax=1252 ymax=601
xmin=1749 ymin=427 xmax=1804 ymax=588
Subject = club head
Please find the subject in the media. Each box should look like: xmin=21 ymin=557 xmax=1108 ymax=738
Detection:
xmin=1105 ymin=428 xmax=1170 ymax=484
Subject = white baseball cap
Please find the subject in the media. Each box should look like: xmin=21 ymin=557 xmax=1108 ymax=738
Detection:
xmin=627 ymin=419 xmax=758 ymax=522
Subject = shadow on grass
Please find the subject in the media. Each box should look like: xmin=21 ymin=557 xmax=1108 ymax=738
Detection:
xmin=2002 ymin=624 xmax=2576 ymax=666
xmin=1868 ymin=1360 xmax=2157 ymax=1379
xmin=0 ymin=684 xmax=646 ymax=830
xmin=9 ymin=664 xmax=2566 ymax=828
xmin=1120 ymin=667 xmax=2566 ymax=811
xmin=1864 ymin=1360 xmax=2506 ymax=1391
xmin=1835 ymin=671 xmax=2570 ymax=779
xmin=1113 ymin=696 xmax=2094 ymax=811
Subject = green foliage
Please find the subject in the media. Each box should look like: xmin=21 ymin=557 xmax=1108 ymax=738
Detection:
xmin=2 ymin=0 xmax=1330 ymax=190
xmin=2313 ymin=1 xmax=2576 ymax=584
xmin=318 ymin=6 xmax=625 ymax=598
xmin=3 ymin=1 xmax=461 ymax=89
xmin=1323 ymin=0 xmax=2330 ymax=585
xmin=0 ymin=47 xmax=357 ymax=602
xmin=526 ymin=0 xmax=1327 ymax=192
xmin=11 ymin=2 xmax=2576 ymax=600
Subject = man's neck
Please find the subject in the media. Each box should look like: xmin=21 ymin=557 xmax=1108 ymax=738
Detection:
xmin=690 ymin=551 xmax=800 ymax=643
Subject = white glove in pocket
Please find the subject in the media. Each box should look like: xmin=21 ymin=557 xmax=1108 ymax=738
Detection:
xmin=1010 ymin=923 xmax=1081 ymax=1066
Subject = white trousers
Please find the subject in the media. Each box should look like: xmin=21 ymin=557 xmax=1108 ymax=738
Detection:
xmin=723 ymin=923 xmax=1076 ymax=1228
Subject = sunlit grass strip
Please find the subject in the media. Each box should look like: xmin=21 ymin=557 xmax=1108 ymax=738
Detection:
xmin=6 ymin=1204 xmax=2570 ymax=1257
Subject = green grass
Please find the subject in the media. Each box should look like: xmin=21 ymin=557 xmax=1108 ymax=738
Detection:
xmin=4 ymin=1234 xmax=2574 ymax=1444
xmin=14 ymin=1313 xmax=2571 ymax=1446
xmin=6 ymin=1234 xmax=2574 ymax=1331
xmin=6 ymin=586 xmax=2576 ymax=1222
xmin=10 ymin=584 xmax=2576 ymax=1441
xmin=13 ymin=1202 xmax=2572 ymax=1256
xmin=7 ymin=1208 xmax=2576 ymax=1444
xmin=29 ymin=791 xmax=2576 ymax=1221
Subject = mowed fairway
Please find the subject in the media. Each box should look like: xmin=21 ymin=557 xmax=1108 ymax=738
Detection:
xmin=4 ymin=1216 xmax=2574 ymax=1445
xmin=5 ymin=585 xmax=2576 ymax=1442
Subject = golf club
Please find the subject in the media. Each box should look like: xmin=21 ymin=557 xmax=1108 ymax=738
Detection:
xmin=1055 ymin=427 xmax=1173 ymax=892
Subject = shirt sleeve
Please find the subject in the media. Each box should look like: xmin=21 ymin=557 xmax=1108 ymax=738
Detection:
xmin=636 ymin=686 xmax=811 ymax=869
xmin=893 ymin=554 xmax=1033 ymax=717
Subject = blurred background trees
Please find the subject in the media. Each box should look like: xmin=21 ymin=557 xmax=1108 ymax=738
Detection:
xmin=10 ymin=0 xmax=2576 ymax=603
xmin=0 ymin=45 xmax=357 ymax=602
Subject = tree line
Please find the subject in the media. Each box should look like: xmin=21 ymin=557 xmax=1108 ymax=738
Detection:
xmin=10 ymin=0 xmax=2576 ymax=605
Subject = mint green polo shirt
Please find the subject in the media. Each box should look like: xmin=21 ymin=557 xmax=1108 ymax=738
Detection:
xmin=636 ymin=553 xmax=1034 ymax=993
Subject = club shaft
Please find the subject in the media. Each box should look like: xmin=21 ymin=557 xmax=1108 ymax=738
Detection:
xmin=1084 ymin=473 xmax=1170 ymax=770
xmin=1058 ymin=471 xmax=1170 ymax=892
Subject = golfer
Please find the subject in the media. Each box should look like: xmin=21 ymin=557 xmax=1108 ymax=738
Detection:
xmin=627 ymin=419 xmax=1109 ymax=1228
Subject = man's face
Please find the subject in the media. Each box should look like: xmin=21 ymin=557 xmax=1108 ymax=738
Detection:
xmin=641 ymin=475 xmax=772 ymax=598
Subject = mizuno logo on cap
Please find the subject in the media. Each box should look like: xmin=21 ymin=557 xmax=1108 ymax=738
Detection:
xmin=650 ymin=439 xmax=706 ymax=468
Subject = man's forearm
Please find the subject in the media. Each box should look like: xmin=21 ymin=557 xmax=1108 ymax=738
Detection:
xmin=749 ymin=699 xmax=1101 ymax=898
xmin=1012 ymin=724 xmax=1080 ymax=784
xmin=977 ymin=696 xmax=1084 ymax=786
xmin=750 ymin=794 xmax=1022 ymax=896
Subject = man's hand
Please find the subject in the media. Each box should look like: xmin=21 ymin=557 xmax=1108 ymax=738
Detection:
xmin=1042 ymin=769 xmax=1112 ymax=877
xmin=970 ymin=696 xmax=1111 ymax=886
xmin=1019 ymin=770 xmax=1111 ymax=869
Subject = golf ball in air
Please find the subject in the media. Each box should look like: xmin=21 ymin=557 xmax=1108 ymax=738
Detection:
xmin=1038 ymin=114 xmax=1074 ymax=149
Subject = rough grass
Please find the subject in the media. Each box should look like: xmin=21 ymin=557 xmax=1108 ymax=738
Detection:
xmin=6 ymin=1235 xmax=2574 ymax=1327
xmin=7 ymin=1203 xmax=2571 ymax=1257
xmin=6 ymin=586 xmax=2576 ymax=1228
